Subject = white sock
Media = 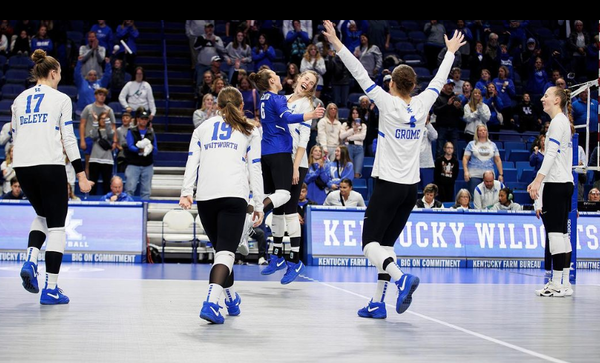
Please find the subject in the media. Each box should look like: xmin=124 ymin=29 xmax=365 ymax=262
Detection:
xmin=562 ymin=269 xmax=571 ymax=287
xmin=224 ymin=287 xmax=236 ymax=303
xmin=26 ymin=247 xmax=40 ymax=263
xmin=45 ymin=273 xmax=58 ymax=290
xmin=552 ymin=270 xmax=563 ymax=287
xmin=206 ymin=283 xmax=223 ymax=304
xmin=374 ymin=280 xmax=390 ymax=302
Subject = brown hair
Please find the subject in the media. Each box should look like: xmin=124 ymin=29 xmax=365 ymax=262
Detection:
xmin=308 ymin=145 xmax=323 ymax=165
xmin=248 ymin=68 xmax=273 ymax=92
xmin=30 ymin=49 xmax=60 ymax=81
xmin=467 ymin=88 xmax=483 ymax=112
xmin=423 ymin=183 xmax=439 ymax=195
xmin=336 ymin=145 xmax=352 ymax=167
xmin=217 ymin=87 xmax=254 ymax=136
xmin=294 ymin=70 xmax=319 ymax=99
xmin=552 ymin=87 xmax=575 ymax=135
xmin=391 ymin=64 xmax=417 ymax=97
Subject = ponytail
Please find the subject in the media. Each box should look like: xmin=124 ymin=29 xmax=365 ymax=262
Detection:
xmin=217 ymin=87 xmax=254 ymax=136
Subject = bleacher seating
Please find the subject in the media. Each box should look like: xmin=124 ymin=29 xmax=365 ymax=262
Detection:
xmin=337 ymin=107 xmax=350 ymax=121
xmin=4 ymin=69 xmax=29 ymax=85
xmin=1 ymin=84 xmax=25 ymax=100
xmin=346 ymin=92 xmax=363 ymax=108
xmin=507 ymin=150 xmax=530 ymax=163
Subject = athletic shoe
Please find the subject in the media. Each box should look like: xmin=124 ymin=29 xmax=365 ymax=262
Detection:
xmin=357 ymin=299 xmax=387 ymax=319
xmin=535 ymin=281 xmax=566 ymax=297
xmin=20 ymin=261 xmax=39 ymax=294
xmin=260 ymin=255 xmax=286 ymax=275
xmin=237 ymin=214 xmax=253 ymax=256
xmin=200 ymin=301 xmax=224 ymax=324
xmin=258 ymin=257 xmax=268 ymax=265
xmin=224 ymin=292 xmax=241 ymax=316
xmin=395 ymin=274 xmax=420 ymax=314
xmin=563 ymin=283 xmax=574 ymax=297
xmin=40 ymin=286 xmax=70 ymax=305
xmin=280 ymin=260 xmax=305 ymax=285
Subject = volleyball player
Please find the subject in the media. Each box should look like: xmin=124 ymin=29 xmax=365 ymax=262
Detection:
xmin=12 ymin=49 xmax=94 ymax=305
xmin=179 ymin=87 xmax=264 ymax=324
xmin=323 ymin=21 xmax=465 ymax=318
xmin=247 ymin=68 xmax=323 ymax=276
xmin=528 ymin=86 xmax=575 ymax=297
xmin=261 ymin=70 xmax=317 ymax=283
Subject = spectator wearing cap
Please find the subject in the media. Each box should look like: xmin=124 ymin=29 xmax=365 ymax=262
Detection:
xmin=432 ymin=79 xmax=463 ymax=157
xmin=208 ymin=55 xmax=228 ymax=84
xmin=124 ymin=107 xmax=158 ymax=200
xmin=80 ymin=87 xmax=118 ymax=176
xmin=193 ymin=22 xmax=226 ymax=85
xmin=118 ymin=66 xmax=156 ymax=122
xmin=381 ymin=73 xmax=392 ymax=92
xmin=74 ymin=56 xmax=112 ymax=114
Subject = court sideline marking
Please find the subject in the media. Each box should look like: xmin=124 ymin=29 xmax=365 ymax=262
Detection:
xmin=304 ymin=276 xmax=570 ymax=363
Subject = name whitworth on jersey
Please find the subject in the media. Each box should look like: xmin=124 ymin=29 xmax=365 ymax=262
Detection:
xmin=203 ymin=141 xmax=238 ymax=150
xmin=20 ymin=113 xmax=49 ymax=125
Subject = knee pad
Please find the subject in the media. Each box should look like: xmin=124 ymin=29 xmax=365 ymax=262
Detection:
xmin=284 ymin=214 xmax=301 ymax=238
xmin=30 ymin=216 xmax=48 ymax=235
xmin=563 ymin=234 xmax=572 ymax=254
xmin=548 ymin=233 xmax=566 ymax=255
xmin=46 ymin=228 xmax=66 ymax=254
xmin=268 ymin=189 xmax=291 ymax=209
xmin=214 ymin=250 xmax=235 ymax=272
xmin=271 ymin=214 xmax=286 ymax=238
xmin=383 ymin=246 xmax=397 ymax=263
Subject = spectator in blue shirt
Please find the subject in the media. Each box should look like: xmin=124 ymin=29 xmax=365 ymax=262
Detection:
xmin=572 ymin=88 xmax=599 ymax=155
xmin=104 ymin=175 xmax=134 ymax=202
xmin=90 ymin=20 xmax=114 ymax=50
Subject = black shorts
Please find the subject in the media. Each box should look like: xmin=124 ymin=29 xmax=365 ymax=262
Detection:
xmin=542 ymin=182 xmax=574 ymax=234
xmin=197 ymin=197 xmax=247 ymax=253
xmin=14 ymin=165 xmax=68 ymax=228
xmin=261 ymin=153 xmax=293 ymax=194
xmin=362 ymin=179 xmax=418 ymax=248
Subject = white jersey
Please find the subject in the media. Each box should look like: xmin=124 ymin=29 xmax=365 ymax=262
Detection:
xmin=11 ymin=84 xmax=80 ymax=168
xmin=538 ymin=113 xmax=574 ymax=184
xmin=180 ymin=115 xmax=265 ymax=212
xmin=286 ymin=95 xmax=312 ymax=168
xmin=337 ymin=47 xmax=456 ymax=184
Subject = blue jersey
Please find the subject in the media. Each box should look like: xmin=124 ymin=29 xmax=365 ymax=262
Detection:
xmin=259 ymin=91 xmax=304 ymax=155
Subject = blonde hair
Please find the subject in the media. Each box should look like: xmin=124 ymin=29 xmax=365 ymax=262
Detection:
xmin=551 ymin=87 xmax=575 ymax=135
xmin=474 ymin=124 xmax=490 ymax=144
xmin=467 ymin=89 xmax=483 ymax=112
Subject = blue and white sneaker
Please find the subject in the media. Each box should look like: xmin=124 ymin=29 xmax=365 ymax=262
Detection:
xmin=20 ymin=261 xmax=39 ymax=293
xmin=260 ymin=255 xmax=286 ymax=275
xmin=40 ymin=286 xmax=70 ymax=305
xmin=357 ymin=299 xmax=387 ymax=319
xmin=280 ymin=260 xmax=305 ymax=285
xmin=225 ymin=293 xmax=241 ymax=316
xmin=200 ymin=301 xmax=224 ymax=324
xmin=395 ymin=274 xmax=420 ymax=314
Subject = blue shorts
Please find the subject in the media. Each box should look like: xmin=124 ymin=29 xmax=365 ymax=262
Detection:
xmin=84 ymin=137 xmax=93 ymax=155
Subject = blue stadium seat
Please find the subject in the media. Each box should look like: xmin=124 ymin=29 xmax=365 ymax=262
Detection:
xmin=400 ymin=20 xmax=420 ymax=32
xmin=503 ymin=168 xmax=518 ymax=183
xmin=354 ymin=186 xmax=368 ymax=201
xmin=58 ymin=85 xmax=78 ymax=102
xmin=390 ymin=29 xmax=407 ymax=42
xmin=460 ymin=69 xmax=470 ymax=81
xmin=271 ymin=62 xmax=287 ymax=76
xmin=337 ymin=107 xmax=350 ymax=121
xmin=274 ymin=48 xmax=285 ymax=62
xmin=4 ymin=69 xmax=29 ymax=85
xmin=0 ymin=99 xmax=12 ymax=115
xmin=108 ymin=102 xmax=124 ymax=117
xmin=1 ymin=83 xmax=25 ymax=100
xmin=508 ymin=150 xmax=530 ymax=163
xmin=395 ymin=41 xmax=416 ymax=56
xmin=513 ymin=190 xmax=532 ymax=206
xmin=66 ymin=31 xmax=84 ymax=46
xmin=353 ymin=178 xmax=367 ymax=188
xmin=413 ymin=67 xmax=432 ymax=81
xmin=408 ymin=31 xmax=427 ymax=44
xmin=346 ymin=92 xmax=364 ymax=108
xmin=519 ymin=169 xmax=535 ymax=183
xmin=7 ymin=55 xmax=34 ymax=70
